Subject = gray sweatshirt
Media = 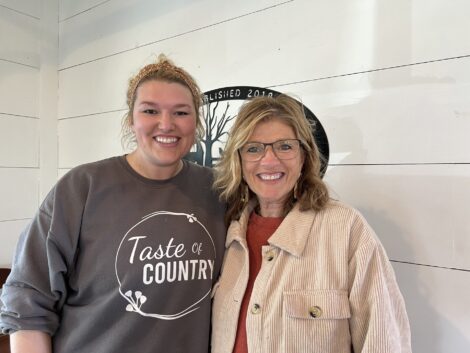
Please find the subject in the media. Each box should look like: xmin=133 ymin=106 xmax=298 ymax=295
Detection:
xmin=0 ymin=156 xmax=226 ymax=353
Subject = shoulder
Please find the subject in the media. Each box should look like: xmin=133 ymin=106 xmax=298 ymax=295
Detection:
xmin=183 ymin=161 xmax=226 ymax=208
xmin=49 ymin=156 xmax=123 ymax=199
xmin=38 ymin=157 xmax=122 ymax=217
xmin=315 ymin=199 xmax=378 ymax=242
xmin=316 ymin=199 xmax=364 ymax=222
xmin=64 ymin=156 xmax=122 ymax=178
xmin=288 ymin=200 xmax=367 ymax=234
xmin=325 ymin=201 xmax=386 ymax=254
xmin=58 ymin=156 xmax=123 ymax=186
xmin=184 ymin=160 xmax=214 ymax=180
xmin=182 ymin=161 xmax=217 ymax=189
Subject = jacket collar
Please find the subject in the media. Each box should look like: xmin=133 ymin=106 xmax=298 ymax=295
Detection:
xmin=226 ymin=200 xmax=316 ymax=258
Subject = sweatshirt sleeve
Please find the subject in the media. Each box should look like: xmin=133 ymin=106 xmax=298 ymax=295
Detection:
xmin=347 ymin=213 xmax=412 ymax=353
xmin=1 ymin=172 xmax=85 ymax=336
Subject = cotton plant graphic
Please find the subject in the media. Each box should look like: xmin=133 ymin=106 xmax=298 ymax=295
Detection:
xmin=119 ymin=286 xmax=203 ymax=320
xmin=125 ymin=290 xmax=147 ymax=312
xmin=115 ymin=211 xmax=216 ymax=320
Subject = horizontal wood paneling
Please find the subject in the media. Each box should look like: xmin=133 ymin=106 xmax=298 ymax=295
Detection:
xmin=0 ymin=114 xmax=39 ymax=167
xmin=0 ymin=168 xmax=38 ymax=221
xmin=58 ymin=0 xmax=288 ymax=69
xmin=58 ymin=55 xmax=130 ymax=119
xmin=324 ymin=164 xmax=470 ymax=271
xmin=58 ymin=0 xmax=470 ymax=84
xmin=0 ymin=5 xmax=40 ymax=67
xmin=290 ymin=57 xmax=470 ymax=164
xmin=0 ymin=61 xmax=38 ymax=117
xmin=58 ymin=111 xmax=126 ymax=168
xmin=0 ymin=0 xmax=41 ymax=269
xmin=0 ymin=219 xmax=30 ymax=267
xmin=0 ymin=0 xmax=41 ymax=18
xmin=60 ymin=0 xmax=117 ymax=21
xmin=393 ymin=262 xmax=470 ymax=353
xmin=58 ymin=54 xmax=470 ymax=164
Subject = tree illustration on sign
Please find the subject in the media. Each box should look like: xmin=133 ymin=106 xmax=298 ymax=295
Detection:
xmin=187 ymin=100 xmax=236 ymax=167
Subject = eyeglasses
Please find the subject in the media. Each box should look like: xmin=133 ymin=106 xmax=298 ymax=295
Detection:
xmin=239 ymin=139 xmax=302 ymax=162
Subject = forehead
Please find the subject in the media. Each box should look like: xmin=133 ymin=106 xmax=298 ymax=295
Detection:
xmin=249 ymin=118 xmax=296 ymax=141
xmin=135 ymin=80 xmax=194 ymax=104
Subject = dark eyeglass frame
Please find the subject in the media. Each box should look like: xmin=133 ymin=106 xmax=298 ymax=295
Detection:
xmin=239 ymin=139 xmax=302 ymax=162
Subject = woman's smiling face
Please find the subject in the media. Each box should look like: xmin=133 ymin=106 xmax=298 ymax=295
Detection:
xmin=241 ymin=118 xmax=304 ymax=216
xmin=130 ymin=80 xmax=197 ymax=179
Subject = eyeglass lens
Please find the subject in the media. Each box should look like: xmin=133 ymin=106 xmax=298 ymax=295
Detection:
xmin=240 ymin=139 xmax=300 ymax=161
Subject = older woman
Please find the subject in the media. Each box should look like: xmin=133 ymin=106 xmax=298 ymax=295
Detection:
xmin=212 ymin=94 xmax=411 ymax=353
xmin=0 ymin=55 xmax=226 ymax=353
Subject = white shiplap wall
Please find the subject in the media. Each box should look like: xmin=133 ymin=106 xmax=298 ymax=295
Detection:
xmin=0 ymin=0 xmax=58 ymax=267
xmin=0 ymin=0 xmax=41 ymax=267
xmin=1 ymin=0 xmax=468 ymax=351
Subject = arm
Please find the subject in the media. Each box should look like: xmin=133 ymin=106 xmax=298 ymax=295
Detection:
xmin=10 ymin=330 xmax=51 ymax=353
xmin=1 ymin=182 xmax=79 ymax=336
xmin=0 ymin=206 xmax=64 ymax=335
xmin=348 ymin=216 xmax=412 ymax=353
xmin=1 ymin=167 xmax=88 ymax=343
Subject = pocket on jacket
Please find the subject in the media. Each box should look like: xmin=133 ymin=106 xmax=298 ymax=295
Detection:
xmin=282 ymin=290 xmax=351 ymax=353
xmin=284 ymin=289 xmax=350 ymax=319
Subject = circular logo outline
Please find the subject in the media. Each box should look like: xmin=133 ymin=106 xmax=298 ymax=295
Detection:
xmin=114 ymin=211 xmax=216 ymax=320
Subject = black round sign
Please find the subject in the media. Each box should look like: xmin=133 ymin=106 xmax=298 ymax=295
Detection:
xmin=185 ymin=86 xmax=329 ymax=176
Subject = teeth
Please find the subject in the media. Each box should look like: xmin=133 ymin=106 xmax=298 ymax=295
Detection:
xmin=155 ymin=136 xmax=178 ymax=143
xmin=259 ymin=173 xmax=282 ymax=180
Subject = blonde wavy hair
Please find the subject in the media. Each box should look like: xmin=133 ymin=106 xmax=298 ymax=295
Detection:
xmin=213 ymin=94 xmax=329 ymax=223
xmin=121 ymin=54 xmax=204 ymax=149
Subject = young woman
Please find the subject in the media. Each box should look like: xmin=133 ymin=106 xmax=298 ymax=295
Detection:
xmin=0 ymin=55 xmax=226 ymax=353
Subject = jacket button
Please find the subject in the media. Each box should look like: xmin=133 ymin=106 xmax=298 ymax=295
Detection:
xmin=309 ymin=306 xmax=322 ymax=318
xmin=251 ymin=303 xmax=261 ymax=314
xmin=266 ymin=251 xmax=275 ymax=261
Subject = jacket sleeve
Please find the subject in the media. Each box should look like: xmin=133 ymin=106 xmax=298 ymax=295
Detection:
xmin=1 ymin=173 xmax=85 ymax=336
xmin=347 ymin=213 xmax=412 ymax=353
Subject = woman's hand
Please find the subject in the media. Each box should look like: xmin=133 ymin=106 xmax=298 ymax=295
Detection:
xmin=10 ymin=330 xmax=51 ymax=353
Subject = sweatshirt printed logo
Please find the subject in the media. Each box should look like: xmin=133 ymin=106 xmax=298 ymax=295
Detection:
xmin=114 ymin=211 xmax=216 ymax=320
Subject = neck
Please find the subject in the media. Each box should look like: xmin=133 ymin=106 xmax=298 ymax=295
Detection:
xmin=257 ymin=201 xmax=285 ymax=218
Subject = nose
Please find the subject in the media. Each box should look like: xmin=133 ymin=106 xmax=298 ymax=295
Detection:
xmin=259 ymin=145 xmax=279 ymax=164
xmin=158 ymin=111 xmax=173 ymax=131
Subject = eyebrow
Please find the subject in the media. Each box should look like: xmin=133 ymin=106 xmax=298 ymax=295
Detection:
xmin=137 ymin=101 xmax=192 ymax=109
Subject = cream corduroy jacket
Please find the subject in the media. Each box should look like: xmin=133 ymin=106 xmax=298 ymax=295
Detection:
xmin=211 ymin=200 xmax=412 ymax=353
